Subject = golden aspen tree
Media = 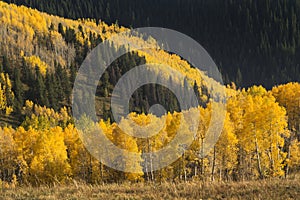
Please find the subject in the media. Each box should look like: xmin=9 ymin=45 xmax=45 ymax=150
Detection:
xmin=228 ymin=86 xmax=288 ymax=179
xmin=162 ymin=111 xmax=191 ymax=182
xmin=214 ymin=113 xmax=238 ymax=181
xmin=13 ymin=126 xmax=37 ymax=183
xmin=23 ymin=56 xmax=48 ymax=75
xmin=0 ymin=73 xmax=14 ymax=115
xmin=64 ymin=123 xmax=106 ymax=183
xmin=63 ymin=124 xmax=82 ymax=179
xmin=226 ymin=88 xmax=250 ymax=180
xmin=272 ymin=83 xmax=300 ymax=135
xmin=0 ymin=83 xmax=6 ymax=112
xmin=121 ymin=112 xmax=172 ymax=181
xmin=288 ymin=140 xmax=300 ymax=169
xmin=0 ymin=127 xmax=17 ymax=182
xmin=110 ymin=123 xmax=143 ymax=182
xmin=187 ymin=105 xmax=212 ymax=179
xmin=126 ymin=113 xmax=171 ymax=181
xmin=29 ymin=127 xmax=71 ymax=184
xmin=272 ymin=82 xmax=300 ymax=175
xmin=22 ymin=102 xmax=71 ymax=130
xmin=260 ymin=93 xmax=288 ymax=177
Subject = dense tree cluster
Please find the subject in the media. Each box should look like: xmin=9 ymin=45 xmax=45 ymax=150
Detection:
xmin=1 ymin=83 xmax=300 ymax=185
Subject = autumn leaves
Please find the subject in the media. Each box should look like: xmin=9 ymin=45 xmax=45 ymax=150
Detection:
xmin=1 ymin=83 xmax=299 ymax=184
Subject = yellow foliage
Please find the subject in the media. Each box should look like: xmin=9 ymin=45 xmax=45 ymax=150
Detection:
xmin=28 ymin=126 xmax=71 ymax=183
xmin=0 ymin=73 xmax=14 ymax=114
xmin=289 ymin=140 xmax=300 ymax=167
xmin=215 ymin=113 xmax=238 ymax=171
xmin=23 ymin=55 xmax=48 ymax=75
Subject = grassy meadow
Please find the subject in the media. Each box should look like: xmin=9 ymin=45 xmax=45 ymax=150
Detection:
xmin=1 ymin=176 xmax=299 ymax=200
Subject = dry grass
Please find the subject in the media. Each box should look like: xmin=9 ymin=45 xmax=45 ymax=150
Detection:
xmin=1 ymin=177 xmax=299 ymax=200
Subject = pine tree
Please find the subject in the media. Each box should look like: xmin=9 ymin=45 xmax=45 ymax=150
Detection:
xmin=34 ymin=66 xmax=48 ymax=106
xmin=45 ymin=71 xmax=58 ymax=110
xmin=13 ymin=67 xmax=24 ymax=113
xmin=2 ymin=55 xmax=10 ymax=75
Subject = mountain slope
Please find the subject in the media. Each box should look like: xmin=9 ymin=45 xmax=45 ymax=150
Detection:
xmin=0 ymin=1 xmax=212 ymax=122
xmin=5 ymin=0 xmax=300 ymax=88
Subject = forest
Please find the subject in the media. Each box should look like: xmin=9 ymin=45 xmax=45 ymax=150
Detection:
xmin=0 ymin=0 xmax=299 ymax=193
xmin=3 ymin=0 xmax=300 ymax=88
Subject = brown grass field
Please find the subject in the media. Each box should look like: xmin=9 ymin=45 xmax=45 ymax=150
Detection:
xmin=0 ymin=176 xmax=299 ymax=200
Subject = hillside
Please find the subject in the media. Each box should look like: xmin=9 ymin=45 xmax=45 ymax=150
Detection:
xmin=4 ymin=0 xmax=300 ymax=88
xmin=0 ymin=0 xmax=211 ymax=123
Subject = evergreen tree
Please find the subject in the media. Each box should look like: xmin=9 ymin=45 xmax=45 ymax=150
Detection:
xmin=34 ymin=66 xmax=48 ymax=106
xmin=13 ymin=67 xmax=24 ymax=113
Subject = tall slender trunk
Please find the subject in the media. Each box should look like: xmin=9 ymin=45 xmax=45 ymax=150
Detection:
xmin=194 ymin=161 xmax=197 ymax=177
xmin=255 ymin=135 xmax=263 ymax=179
xmin=144 ymin=148 xmax=149 ymax=181
xmin=146 ymin=138 xmax=154 ymax=181
xmin=267 ymin=150 xmax=274 ymax=172
xmin=150 ymin=153 xmax=154 ymax=181
xmin=285 ymin=145 xmax=291 ymax=178
xmin=200 ymin=137 xmax=204 ymax=175
xmin=211 ymin=146 xmax=216 ymax=181
xmin=99 ymin=162 xmax=104 ymax=182
xmin=88 ymin=154 xmax=93 ymax=183
xmin=183 ymin=150 xmax=187 ymax=182
xmin=268 ymin=123 xmax=274 ymax=172
xmin=284 ymin=120 xmax=294 ymax=178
